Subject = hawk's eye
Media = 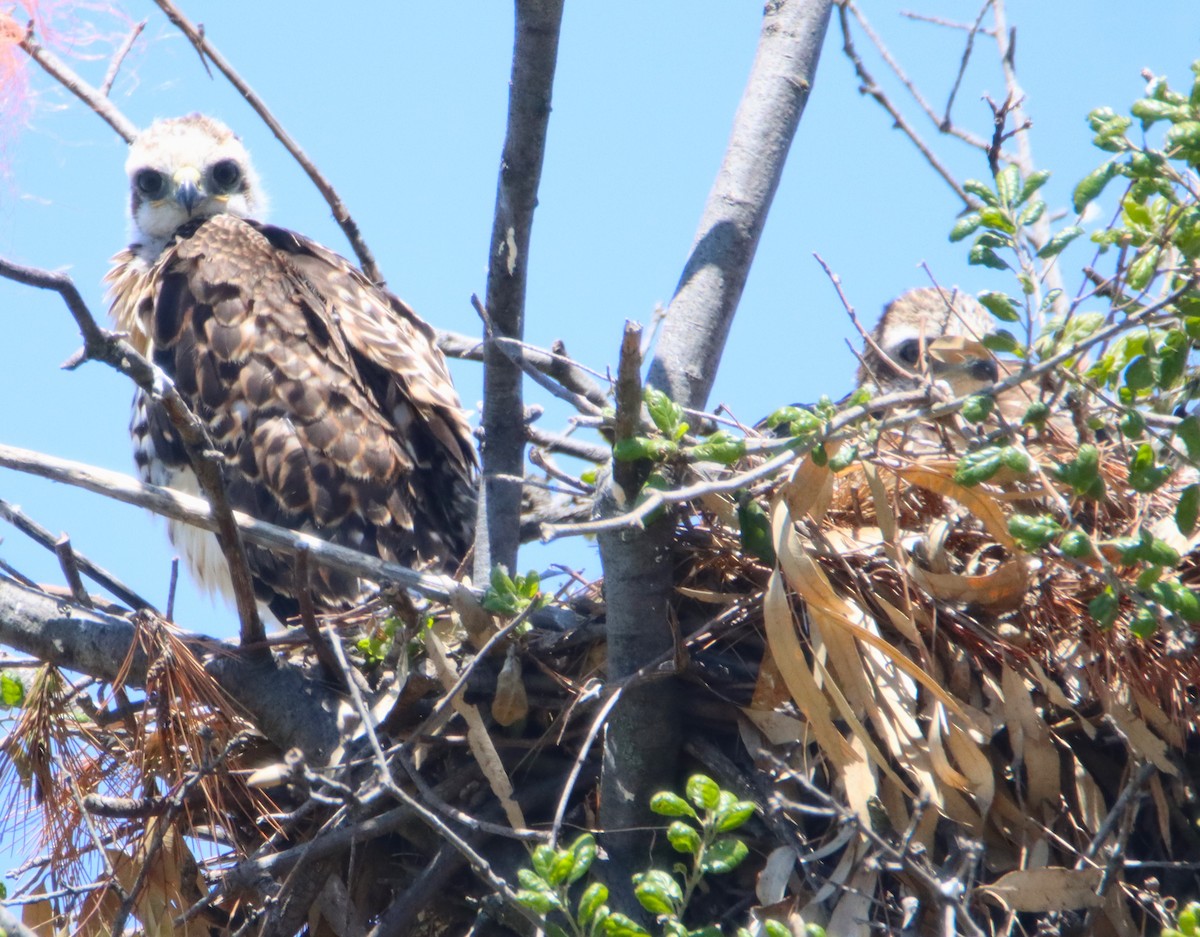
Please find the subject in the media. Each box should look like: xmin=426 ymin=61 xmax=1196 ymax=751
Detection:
xmin=895 ymin=339 xmax=921 ymax=366
xmin=210 ymin=159 xmax=242 ymax=190
xmin=969 ymin=358 xmax=1000 ymax=383
xmin=135 ymin=170 xmax=167 ymax=198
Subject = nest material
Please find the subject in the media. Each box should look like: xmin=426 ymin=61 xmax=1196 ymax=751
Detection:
xmin=674 ymin=415 xmax=1200 ymax=934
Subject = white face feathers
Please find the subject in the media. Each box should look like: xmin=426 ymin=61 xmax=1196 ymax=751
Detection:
xmin=125 ymin=114 xmax=266 ymax=253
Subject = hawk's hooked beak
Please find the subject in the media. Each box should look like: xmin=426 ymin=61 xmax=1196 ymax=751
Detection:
xmin=173 ymin=167 xmax=202 ymax=214
xmin=928 ymin=337 xmax=999 ymax=389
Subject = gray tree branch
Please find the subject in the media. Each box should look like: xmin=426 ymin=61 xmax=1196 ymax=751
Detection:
xmin=595 ymin=0 xmax=833 ymax=909
xmin=474 ymin=0 xmax=565 ymax=583
xmin=0 ymin=577 xmax=342 ymax=761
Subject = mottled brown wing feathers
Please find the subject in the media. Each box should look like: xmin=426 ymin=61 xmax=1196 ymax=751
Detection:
xmin=110 ymin=214 xmax=476 ymax=616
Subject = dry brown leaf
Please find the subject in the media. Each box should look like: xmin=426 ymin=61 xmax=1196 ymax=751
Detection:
xmin=491 ymin=645 xmax=529 ymax=727
xmin=1105 ymin=702 xmax=1178 ymax=776
xmin=892 ymin=463 xmax=1016 ymax=549
xmin=1000 ymin=666 xmax=1060 ymax=811
xmin=762 ymin=569 xmax=856 ymax=768
xmin=740 ymin=708 xmax=809 ymax=747
xmin=907 ymin=557 xmax=1028 ymax=611
xmin=977 ymin=867 xmax=1103 ymax=912
xmin=780 ymin=449 xmax=836 ymax=523
xmin=427 ymin=630 xmax=527 ymax=829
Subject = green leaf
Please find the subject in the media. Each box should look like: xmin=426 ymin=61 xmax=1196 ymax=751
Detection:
xmin=1060 ymin=531 xmax=1095 ymax=559
xmin=954 ymin=447 xmax=1004 ymax=487
xmin=979 ymin=206 xmax=1016 ymax=233
xmin=645 ymin=388 xmax=684 ymax=437
xmin=1023 ymin=400 xmax=1050 ymax=429
xmin=827 ymin=444 xmax=859 ymax=472
xmin=1008 ymin=513 xmax=1064 ymax=551
xmin=1166 ymin=120 xmax=1200 ymax=150
xmin=983 ymin=330 xmax=1021 ymax=355
xmin=801 ymin=926 xmax=828 ymax=937
xmin=548 ymin=850 xmax=577 ymax=886
xmin=602 ymin=912 xmax=653 ymax=937
xmin=699 ymin=838 xmax=749 ymax=874
xmin=1177 ymin=417 xmax=1200 ymax=462
xmin=995 ymin=164 xmax=1021 ymax=206
xmin=666 ymin=820 xmax=701 ymax=855
xmin=764 ymin=923 xmax=794 ymax=937
xmin=613 ymin=436 xmax=676 ymax=462
xmin=1119 ymin=410 xmax=1145 ymax=439
xmin=1123 ymin=356 xmax=1154 ymax=391
xmin=1126 ymin=245 xmax=1161 ymax=291
xmin=1053 ymin=444 xmax=1101 ymax=495
xmin=968 ymin=243 xmax=1009 ymax=270
xmin=1131 ymin=98 xmax=1190 ymax=126
xmin=1145 ymin=536 xmax=1181 ymax=567
xmin=0 ymin=674 xmax=21 ymax=709
xmin=1036 ymin=225 xmax=1084 ymax=259
xmin=529 ymin=845 xmax=555 ymax=880
xmin=766 ymin=406 xmax=821 ymax=435
xmin=578 ymin=882 xmax=609 ymax=929
xmin=685 ymin=775 xmax=720 ymax=811
xmin=1177 ymin=484 xmax=1200 ymax=536
xmin=737 ymin=495 xmax=776 ymax=567
xmin=977 ymin=291 xmax=1021 ymax=322
xmin=1089 ymin=589 xmax=1120 ymax=629
xmin=961 ymin=394 xmax=994 ymax=423
xmin=1000 ymin=445 xmax=1031 ymax=474
xmin=963 ymin=179 xmax=998 ymax=205
xmin=515 ymin=889 xmax=557 ymax=915
xmin=1128 ymin=443 xmax=1172 ymax=492
xmin=568 ymin=834 xmax=597 ymax=883
xmin=949 ymin=212 xmax=982 ymax=242
xmin=1017 ymin=168 xmax=1052 ymax=204
xmin=650 ymin=792 xmax=697 ymax=819
xmin=633 ymin=870 xmax=682 ymax=915
xmin=713 ymin=800 xmax=757 ymax=832
xmin=1073 ymin=162 xmax=1118 ymax=213
xmin=1130 ymin=606 xmax=1158 ymax=638
xmin=1017 ymin=200 xmax=1046 ymax=226
xmin=688 ymin=430 xmax=746 ymax=465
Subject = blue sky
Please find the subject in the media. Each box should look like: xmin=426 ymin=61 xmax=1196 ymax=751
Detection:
xmin=0 ymin=2 xmax=1198 ymax=641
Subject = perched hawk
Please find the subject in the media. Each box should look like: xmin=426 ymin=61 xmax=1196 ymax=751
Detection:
xmin=106 ymin=114 xmax=477 ymax=622
xmin=856 ymin=287 xmax=998 ymax=398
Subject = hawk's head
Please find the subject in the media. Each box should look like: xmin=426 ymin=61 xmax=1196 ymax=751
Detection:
xmin=126 ymin=114 xmax=266 ymax=252
xmin=857 ymin=287 xmax=998 ymax=397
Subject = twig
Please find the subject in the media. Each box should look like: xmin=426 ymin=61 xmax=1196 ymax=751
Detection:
xmin=474 ymin=297 xmax=601 ymax=416
xmin=53 ymin=535 xmax=91 ymax=608
xmin=0 ymin=442 xmax=462 ymax=605
xmin=294 ymin=549 xmax=344 ymax=686
xmin=150 ymin=0 xmax=384 ymax=286
xmin=939 ymin=1 xmax=994 ymax=127
xmin=837 ymin=4 xmax=972 ymax=208
xmin=0 ymin=498 xmax=156 ymax=611
xmin=100 ymin=19 xmax=146 ymax=96
xmin=18 ymin=24 xmax=139 ymax=142
xmin=0 ymin=256 xmax=265 ymax=648
xmin=166 ymin=558 xmax=179 ymax=621
xmin=611 ymin=320 xmax=646 ymax=501
xmin=474 ymin=0 xmax=565 ymax=581
xmin=846 ymin=1 xmax=989 ymax=149
xmin=525 ymin=425 xmax=609 ymax=463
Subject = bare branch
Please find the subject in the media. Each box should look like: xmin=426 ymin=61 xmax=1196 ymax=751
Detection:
xmin=837 ymin=4 xmax=973 ymax=207
xmin=646 ymin=0 xmax=833 ymax=410
xmin=149 ymin=0 xmax=385 ymax=286
xmin=19 ymin=24 xmax=139 ymax=142
xmin=474 ymin=0 xmax=565 ymax=581
xmin=0 ymin=256 xmax=266 ymax=648
xmin=0 ymin=577 xmax=343 ymax=761
xmin=0 ymin=499 xmax=156 ymax=611
xmin=100 ymin=19 xmax=146 ymax=97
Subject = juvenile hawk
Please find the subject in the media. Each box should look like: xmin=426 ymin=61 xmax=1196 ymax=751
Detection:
xmin=857 ymin=287 xmax=998 ymax=398
xmin=106 ymin=115 xmax=476 ymax=621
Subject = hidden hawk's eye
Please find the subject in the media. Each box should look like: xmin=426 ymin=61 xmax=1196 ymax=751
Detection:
xmin=210 ymin=159 xmax=242 ymax=190
xmin=134 ymin=169 xmax=167 ymax=198
xmin=894 ymin=339 xmax=921 ymax=366
xmin=969 ymin=358 xmax=1000 ymax=383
